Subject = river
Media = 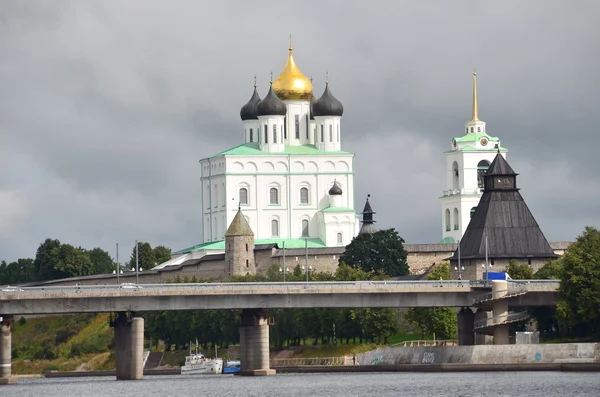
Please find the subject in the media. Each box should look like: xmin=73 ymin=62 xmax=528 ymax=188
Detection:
xmin=2 ymin=372 xmax=599 ymax=396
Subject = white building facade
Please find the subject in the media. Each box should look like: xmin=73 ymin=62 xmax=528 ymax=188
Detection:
xmin=440 ymin=72 xmax=508 ymax=243
xmin=200 ymin=45 xmax=358 ymax=248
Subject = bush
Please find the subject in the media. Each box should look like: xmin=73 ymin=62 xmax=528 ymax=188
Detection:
xmin=43 ymin=364 xmax=59 ymax=373
xmin=70 ymin=340 xmax=105 ymax=357
xmin=19 ymin=317 xmax=27 ymax=326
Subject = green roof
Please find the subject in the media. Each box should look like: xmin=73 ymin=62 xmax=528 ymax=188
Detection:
xmin=454 ymin=145 xmax=508 ymax=152
xmin=321 ymin=206 xmax=356 ymax=213
xmin=454 ymin=132 xmax=500 ymax=143
xmin=440 ymin=236 xmax=456 ymax=244
xmin=205 ymin=142 xmax=352 ymax=159
xmin=174 ymin=237 xmax=326 ymax=255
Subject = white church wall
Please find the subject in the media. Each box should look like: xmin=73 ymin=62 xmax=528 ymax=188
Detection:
xmin=201 ymin=153 xmax=356 ymax=244
xmin=283 ymin=101 xmax=311 ymax=146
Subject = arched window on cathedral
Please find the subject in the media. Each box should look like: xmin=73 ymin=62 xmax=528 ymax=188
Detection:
xmin=265 ymin=124 xmax=268 ymax=143
xmin=337 ymin=232 xmax=343 ymax=245
xmin=239 ymin=188 xmax=248 ymax=205
xmin=271 ymin=219 xmax=279 ymax=237
xmin=329 ymin=125 xmax=333 ymax=142
xmin=477 ymin=160 xmax=490 ymax=188
xmin=305 ymin=114 xmax=309 ymax=139
xmin=445 ymin=209 xmax=451 ymax=232
xmin=300 ymin=187 xmax=309 ymax=204
xmin=273 ymin=124 xmax=277 ymax=143
xmin=269 ymin=187 xmax=279 ymax=205
xmin=214 ymin=184 xmax=218 ymax=208
xmin=295 ymin=114 xmax=300 ymax=139
xmin=477 ymin=127 xmax=481 ymax=132
xmin=302 ymin=219 xmax=309 ymax=237
xmin=453 ymin=208 xmax=459 ymax=230
xmin=320 ymin=125 xmax=324 ymax=142
xmin=452 ymin=162 xmax=459 ymax=191
xmin=249 ymin=128 xmax=253 ymax=142
xmin=470 ymin=127 xmax=474 ymax=133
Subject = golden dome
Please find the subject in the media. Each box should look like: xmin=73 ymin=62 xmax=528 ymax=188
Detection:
xmin=272 ymin=46 xmax=313 ymax=101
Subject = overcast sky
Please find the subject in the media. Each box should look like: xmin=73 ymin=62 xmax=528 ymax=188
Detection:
xmin=1 ymin=1 xmax=599 ymax=263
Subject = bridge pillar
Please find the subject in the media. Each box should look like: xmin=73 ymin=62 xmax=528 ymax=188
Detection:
xmin=238 ymin=309 xmax=275 ymax=376
xmin=474 ymin=309 xmax=493 ymax=345
xmin=0 ymin=316 xmax=16 ymax=385
xmin=492 ymin=280 xmax=510 ymax=345
xmin=111 ymin=312 xmax=144 ymax=380
xmin=457 ymin=307 xmax=475 ymax=345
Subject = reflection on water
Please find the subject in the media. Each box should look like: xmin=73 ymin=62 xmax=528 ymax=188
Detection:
xmin=2 ymin=372 xmax=599 ymax=397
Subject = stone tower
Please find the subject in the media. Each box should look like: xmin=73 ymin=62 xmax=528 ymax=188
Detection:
xmin=451 ymin=152 xmax=557 ymax=279
xmin=224 ymin=208 xmax=255 ymax=279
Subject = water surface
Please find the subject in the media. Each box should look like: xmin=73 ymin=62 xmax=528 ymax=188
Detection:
xmin=3 ymin=372 xmax=599 ymax=397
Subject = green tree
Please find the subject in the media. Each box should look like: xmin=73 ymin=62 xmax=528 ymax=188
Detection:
xmin=340 ymin=228 xmax=409 ymax=277
xmin=404 ymin=262 xmax=457 ymax=340
xmin=153 ymin=245 xmax=172 ymax=265
xmin=535 ymin=259 xmax=562 ymax=280
xmin=86 ymin=247 xmax=114 ymax=274
xmin=129 ymin=242 xmax=156 ymax=271
xmin=505 ymin=259 xmax=534 ymax=280
xmin=0 ymin=258 xmax=35 ymax=284
xmin=556 ymin=226 xmax=600 ymax=338
xmin=33 ymin=239 xmax=94 ymax=281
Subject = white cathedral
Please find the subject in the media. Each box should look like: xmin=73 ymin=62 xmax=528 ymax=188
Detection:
xmin=177 ymin=43 xmax=359 ymax=258
xmin=439 ymin=72 xmax=507 ymax=243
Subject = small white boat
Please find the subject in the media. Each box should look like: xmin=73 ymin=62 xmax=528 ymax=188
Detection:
xmin=181 ymin=341 xmax=223 ymax=375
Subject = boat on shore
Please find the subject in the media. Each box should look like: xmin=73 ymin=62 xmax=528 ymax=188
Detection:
xmin=223 ymin=360 xmax=241 ymax=374
xmin=181 ymin=341 xmax=223 ymax=375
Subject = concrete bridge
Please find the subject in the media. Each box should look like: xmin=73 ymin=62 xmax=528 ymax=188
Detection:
xmin=1 ymin=280 xmax=559 ymax=383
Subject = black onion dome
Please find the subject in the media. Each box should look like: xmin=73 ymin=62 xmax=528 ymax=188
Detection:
xmin=328 ymin=181 xmax=343 ymax=195
xmin=310 ymin=95 xmax=316 ymax=120
xmin=256 ymin=83 xmax=287 ymax=117
xmin=312 ymin=83 xmax=344 ymax=117
xmin=240 ymin=86 xmax=262 ymax=120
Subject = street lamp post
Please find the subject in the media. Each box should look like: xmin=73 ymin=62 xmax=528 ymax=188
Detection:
xmin=282 ymin=241 xmax=286 ymax=282
xmin=456 ymin=239 xmax=462 ymax=279
xmin=116 ymin=243 xmax=119 ymax=284
xmin=135 ymin=240 xmax=139 ymax=284
xmin=305 ymin=238 xmax=309 ymax=283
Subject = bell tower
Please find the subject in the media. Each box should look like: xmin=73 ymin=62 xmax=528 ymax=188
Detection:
xmin=440 ymin=72 xmax=508 ymax=243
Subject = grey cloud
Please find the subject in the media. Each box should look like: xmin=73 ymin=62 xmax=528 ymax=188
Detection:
xmin=1 ymin=0 xmax=599 ymax=262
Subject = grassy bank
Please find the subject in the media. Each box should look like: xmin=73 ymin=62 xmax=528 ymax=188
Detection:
xmin=11 ymin=314 xmax=115 ymax=374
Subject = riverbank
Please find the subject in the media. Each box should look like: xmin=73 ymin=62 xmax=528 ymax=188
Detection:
xmin=43 ymin=368 xmax=180 ymax=378
xmin=30 ymin=361 xmax=600 ymax=379
xmin=274 ymin=362 xmax=600 ymax=373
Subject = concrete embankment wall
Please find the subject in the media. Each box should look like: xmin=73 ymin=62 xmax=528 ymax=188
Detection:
xmin=356 ymin=343 xmax=599 ymax=366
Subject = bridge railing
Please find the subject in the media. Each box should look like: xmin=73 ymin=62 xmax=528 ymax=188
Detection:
xmin=390 ymin=339 xmax=457 ymax=347
xmin=270 ymin=356 xmax=348 ymax=366
xmin=472 ymin=285 xmax=529 ymax=305
xmin=473 ymin=310 xmax=530 ymax=330
xmin=3 ymin=280 xmax=476 ymax=294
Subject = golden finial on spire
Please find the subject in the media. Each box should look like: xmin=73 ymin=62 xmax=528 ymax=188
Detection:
xmin=289 ymin=33 xmax=292 ymax=51
xmin=253 ymin=75 xmax=257 ymax=88
xmin=471 ymin=70 xmax=479 ymax=122
xmin=270 ymin=71 xmax=273 ymax=84
xmin=326 ymin=71 xmax=329 ymax=84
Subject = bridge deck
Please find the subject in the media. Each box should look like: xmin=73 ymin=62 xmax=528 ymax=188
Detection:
xmin=0 ymin=281 xmax=559 ymax=315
